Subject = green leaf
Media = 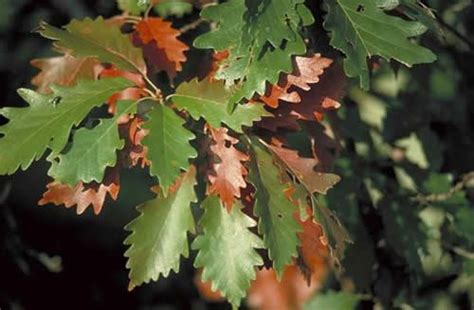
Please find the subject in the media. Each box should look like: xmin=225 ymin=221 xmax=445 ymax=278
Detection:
xmin=39 ymin=17 xmax=146 ymax=73
xmin=192 ymin=195 xmax=263 ymax=308
xmin=124 ymin=167 xmax=197 ymax=290
xmin=142 ymin=104 xmax=197 ymax=194
xmin=117 ymin=0 xmax=145 ymax=15
xmin=154 ymin=0 xmax=193 ymax=17
xmin=170 ymin=79 xmax=271 ymax=133
xmin=381 ymin=200 xmax=428 ymax=271
xmin=323 ymin=0 xmax=436 ymax=89
xmin=248 ymin=138 xmax=300 ymax=277
xmin=304 ymin=290 xmax=361 ymax=310
xmin=0 ymin=77 xmax=133 ymax=175
xmin=47 ymin=100 xmax=137 ymax=186
xmin=194 ymin=0 xmax=312 ymax=100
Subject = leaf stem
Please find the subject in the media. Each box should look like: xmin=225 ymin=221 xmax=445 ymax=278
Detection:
xmin=144 ymin=4 xmax=153 ymax=19
xmin=179 ymin=18 xmax=206 ymax=34
xmin=142 ymin=74 xmax=163 ymax=102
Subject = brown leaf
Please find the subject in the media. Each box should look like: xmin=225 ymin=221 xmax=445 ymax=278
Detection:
xmin=259 ymin=54 xmax=333 ymax=108
xmin=248 ymin=266 xmax=324 ymax=310
xmin=256 ymin=63 xmax=345 ymax=132
xmin=209 ymin=50 xmax=229 ymax=80
xmin=208 ymin=127 xmax=249 ymax=211
xmin=31 ymin=55 xmax=100 ymax=94
xmin=194 ymin=270 xmax=225 ymax=302
xmin=267 ymin=143 xmax=340 ymax=195
xmin=119 ymin=116 xmax=150 ymax=168
xmin=283 ymin=64 xmax=345 ymax=122
xmin=297 ymin=207 xmax=329 ymax=284
xmin=99 ymin=66 xmax=145 ymax=114
xmin=135 ymin=17 xmax=189 ymax=79
xmin=39 ymin=168 xmax=120 ymax=215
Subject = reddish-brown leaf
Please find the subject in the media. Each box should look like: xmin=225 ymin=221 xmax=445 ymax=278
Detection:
xmin=208 ymin=127 xmax=249 ymax=211
xmin=256 ymin=63 xmax=345 ymax=134
xmin=209 ymin=50 xmax=229 ymax=80
xmin=118 ymin=116 xmax=150 ymax=168
xmin=297 ymin=208 xmax=329 ymax=283
xmin=259 ymin=54 xmax=333 ymax=108
xmin=194 ymin=270 xmax=225 ymax=302
xmin=267 ymin=143 xmax=340 ymax=195
xmin=31 ymin=55 xmax=100 ymax=94
xmin=39 ymin=168 xmax=120 ymax=215
xmin=283 ymin=64 xmax=345 ymax=122
xmin=135 ymin=17 xmax=189 ymax=79
xmin=247 ymin=266 xmax=324 ymax=310
xmin=99 ymin=66 xmax=145 ymax=114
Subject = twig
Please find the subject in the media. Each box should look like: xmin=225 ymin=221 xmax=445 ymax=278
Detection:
xmin=414 ymin=171 xmax=474 ymax=203
xmin=432 ymin=10 xmax=474 ymax=50
xmin=179 ymin=18 xmax=206 ymax=34
xmin=451 ymin=246 xmax=474 ymax=260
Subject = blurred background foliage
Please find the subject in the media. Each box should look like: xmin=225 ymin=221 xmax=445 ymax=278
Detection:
xmin=0 ymin=0 xmax=473 ymax=309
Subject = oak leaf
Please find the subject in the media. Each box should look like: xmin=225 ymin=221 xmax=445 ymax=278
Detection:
xmin=207 ymin=127 xmax=249 ymax=211
xmin=31 ymin=55 xmax=100 ymax=94
xmin=267 ymin=142 xmax=341 ymax=195
xmin=297 ymin=208 xmax=329 ymax=283
xmin=257 ymin=64 xmax=345 ymax=132
xmin=260 ymin=54 xmax=333 ymax=108
xmin=99 ymin=66 xmax=145 ymax=114
xmin=119 ymin=116 xmax=150 ymax=168
xmin=135 ymin=17 xmax=189 ymax=79
xmin=247 ymin=266 xmax=323 ymax=310
xmin=39 ymin=168 xmax=120 ymax=215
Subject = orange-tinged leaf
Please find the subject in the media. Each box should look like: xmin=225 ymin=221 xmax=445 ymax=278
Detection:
xmin=119 ymin=117 xmax=150 ymax=168
xmin=99 ymin=66 xmax=145 ymax=114
xmin=260 ymin=54 xmax=333 ymax=108
xmin=297 ymin=208 xmax=329 ymax=283
xmin=31 ymin=55 xmax=100 ymax=94
xmin=39 ymin=168 xmax=120 ymax=215
xmin=135 ymin=17 xmax=189 ymax=79
xmin=284 ymin=64 xmax=345 ymax=122
xmin=248 ymin=266 xmax=324 ymax=310
xmin=209 ymin=50 xmax=229 ymax=80
xmin=208 ymin=127 xmax=249 ymax=211
xmin=267 ymin=143 xmax=341 ymax=195
xmin=194 ymin=270 xmax=225 ymax=302
xmin=256 ymin=63 xmax=345 ymax=132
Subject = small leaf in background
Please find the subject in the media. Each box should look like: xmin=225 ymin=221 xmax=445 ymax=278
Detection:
xmin=124 ymin=167 xmax=197 ymax=290
xmin=39 ymin=168 xmax=120 ymax=215
xmin=135 ymin=17 xmax=189 ymax=79
xmin=39 ymin=17 xmax=146 ymax=73
xmin=142 ymin=104 xmax=197 ymax=194
xmin=0 ymin=77 xmax=133 ymax=175
xmin=170 ymin=78 xmax=271 ymax=132
xmin=248 ymin=139 xmax=301 ymax=277
xmin=304 ymin=290 xmax=361 ymax=310
xmin=30 ymin=55 xmax=100 ymax=94
xmin=207 ymin=127 xmax=249 ymax=211
xmin=154 ymin=0 xmax=193 ymax=18
xmin=192 ymin=195 xmax=263 ymax=308
xmin=248 ymin=266 xmax=322 ymax=310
